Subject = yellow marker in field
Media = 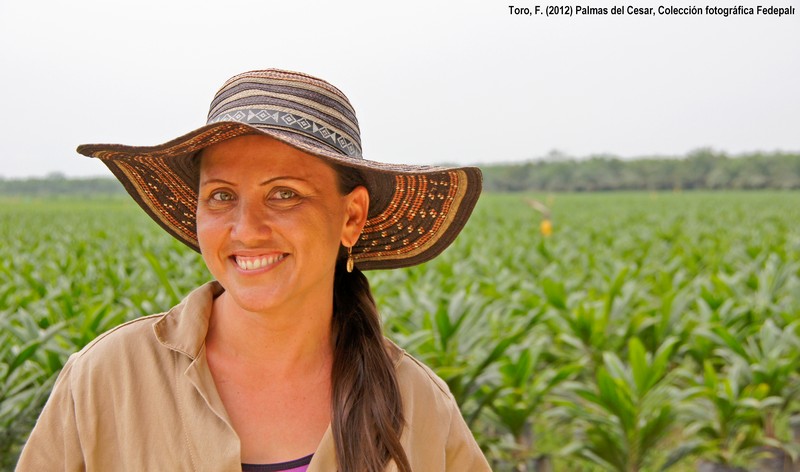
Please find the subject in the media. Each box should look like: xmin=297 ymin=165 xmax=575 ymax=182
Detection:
xmin=540 ymin=218 xmax=553 ymax=237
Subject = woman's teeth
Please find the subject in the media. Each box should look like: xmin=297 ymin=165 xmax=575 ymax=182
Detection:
xmin=234 ymin=254 xmax=286 ymax=270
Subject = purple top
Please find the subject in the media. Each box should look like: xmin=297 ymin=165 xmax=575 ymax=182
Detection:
xmin=241 ymin=453 xmax=313 ymax=472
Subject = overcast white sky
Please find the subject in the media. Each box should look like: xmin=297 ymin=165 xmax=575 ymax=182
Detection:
xmin=1 ymin=0 xmax=798 ymax=178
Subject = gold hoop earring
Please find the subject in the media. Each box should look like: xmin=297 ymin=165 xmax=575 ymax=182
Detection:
xmin=346 ymin=246 xmax=354 ymax=273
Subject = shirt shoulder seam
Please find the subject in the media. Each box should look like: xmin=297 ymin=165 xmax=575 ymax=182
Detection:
xmin=72 ymin=313 xmax=166 ymax=358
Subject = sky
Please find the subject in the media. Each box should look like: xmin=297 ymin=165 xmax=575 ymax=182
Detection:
xmin=0 ymin=0 xmax=798 ymax=178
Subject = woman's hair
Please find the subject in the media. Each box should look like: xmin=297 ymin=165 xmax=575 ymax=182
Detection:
xmin=331 ymin=164 xmax=412 ymax=472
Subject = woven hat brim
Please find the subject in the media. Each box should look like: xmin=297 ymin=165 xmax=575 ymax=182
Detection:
xmin=77 ymin=121 xmax=482 ymax=270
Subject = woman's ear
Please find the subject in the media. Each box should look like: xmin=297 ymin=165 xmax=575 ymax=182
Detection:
xmin=342 ymin=185 xmax=369 ymax=247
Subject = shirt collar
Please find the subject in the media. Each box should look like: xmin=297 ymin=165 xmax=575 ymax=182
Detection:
xmin=153 ymin=281 xmax=224 ymax=359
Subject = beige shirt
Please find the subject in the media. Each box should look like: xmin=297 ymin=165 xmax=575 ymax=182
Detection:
xmin=17 ymin=282 xmax=491 ymax=471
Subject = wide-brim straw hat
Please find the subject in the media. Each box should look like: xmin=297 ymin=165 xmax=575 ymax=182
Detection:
xmin=77 ymin=69 xmax=481 ymax=270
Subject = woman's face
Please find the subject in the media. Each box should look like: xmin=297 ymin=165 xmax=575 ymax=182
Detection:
xmin=196 ymin=134 xmax=368 ymax=315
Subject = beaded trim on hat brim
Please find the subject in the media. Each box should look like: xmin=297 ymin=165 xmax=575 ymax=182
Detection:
xmin=77 ymin=121 xmax=482 ymax=270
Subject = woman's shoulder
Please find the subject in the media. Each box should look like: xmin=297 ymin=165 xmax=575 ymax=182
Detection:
xmin=383 ymin=338 xmax=492 ymax=470
xmin=60 ymin=313 xmax=167 ymax=381
xmin=383 ymin=338 xmax=457 ymax=409
xmin=73 ymin=313 xmax=165 ymax=357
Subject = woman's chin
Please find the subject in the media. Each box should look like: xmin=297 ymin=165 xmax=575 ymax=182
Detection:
xmin=217 ymin=285 xmax=287 ymax=315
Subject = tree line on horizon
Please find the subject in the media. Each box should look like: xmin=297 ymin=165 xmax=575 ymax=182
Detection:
xmin=0 ymin=174 xmax=126 ymax=198
xmin=481 ymin=148 xmax=800 ymax=192
xmin=1 ymin=149 xmax=799 ymax=196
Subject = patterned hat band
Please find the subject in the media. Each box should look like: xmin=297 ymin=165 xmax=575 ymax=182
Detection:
xmin=208 ymin=108 xmax=361 ymax=157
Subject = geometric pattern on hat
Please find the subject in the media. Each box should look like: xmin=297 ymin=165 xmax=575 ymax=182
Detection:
xmin=209 ymin=109 xmax=359 ymax=157
xmin=77 ymin=69 xmax=482 ymax=270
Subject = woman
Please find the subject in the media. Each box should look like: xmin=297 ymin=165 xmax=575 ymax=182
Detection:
xmin=17 ymin=69 xmax=490 ymax=471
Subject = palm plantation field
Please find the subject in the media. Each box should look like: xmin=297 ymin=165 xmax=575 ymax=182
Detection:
xmin=1 ymin=192 xmax=799 ymax=470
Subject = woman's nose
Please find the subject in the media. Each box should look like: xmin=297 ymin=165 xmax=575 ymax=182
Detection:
xmin=230 ymin=199 xmax=271 ymax=244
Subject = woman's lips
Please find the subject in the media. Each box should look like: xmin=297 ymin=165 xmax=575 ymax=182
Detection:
xmin=231 ymin=253 xmax=288 ymax=271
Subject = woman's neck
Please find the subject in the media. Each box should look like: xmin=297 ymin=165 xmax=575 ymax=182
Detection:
xmin=205 ymin=290 xmax=334 ymax=379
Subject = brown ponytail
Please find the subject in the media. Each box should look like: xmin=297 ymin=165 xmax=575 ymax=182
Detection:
xmin=332 ymin=264 xmax=412 ymax=472
xmin=330 ymin=163 xmax=412 ymax=471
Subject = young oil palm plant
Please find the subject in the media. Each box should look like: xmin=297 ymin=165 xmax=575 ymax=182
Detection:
xmin=669 ymin=359 xmax=784 ymax=470
xmin=0 ymin=312 xmax=64 ymax=468
xmin=706 ymin=319 xmax=800 ymax=467
xmin=386 ymin=286 xmax=545 ymax=429
xmin=489 ymin=334 xmax=581 ymax=470
xmin=555 ymin=337 xmax=685 ymax=472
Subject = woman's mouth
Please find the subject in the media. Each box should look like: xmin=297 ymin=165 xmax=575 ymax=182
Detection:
xmin=232 ymin=254 xmax=287 ymax=271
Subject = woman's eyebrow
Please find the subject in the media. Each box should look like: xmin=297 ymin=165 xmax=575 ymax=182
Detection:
xmin=199 ymin=177 xmax=235 ymax=187
xmin=199 ymin=176 xmax=309 ymax=187
xmin=258 ymin=176 xmax=309 ymax=186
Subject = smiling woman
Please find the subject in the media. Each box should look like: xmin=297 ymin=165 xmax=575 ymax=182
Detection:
xmin=16 ymin=69 xmax=488 ymax=471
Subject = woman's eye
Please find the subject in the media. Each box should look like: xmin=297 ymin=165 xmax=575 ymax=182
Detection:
xmin=273 ymin=189 xmax=296 ymax=200
xmin=211 ymin=191 xmax=234 ymax=201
